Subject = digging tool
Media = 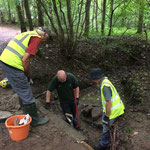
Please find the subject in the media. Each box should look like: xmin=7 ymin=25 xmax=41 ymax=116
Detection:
xmin=73 ymin=89 xmax=80 ymax=128
xmin=65 ymin=113 xmax=74 ymax=127
xmin=34 ymin=91 xmax=46 ymax=99
xmin=14 ymin=117 xmax=19 ymax=126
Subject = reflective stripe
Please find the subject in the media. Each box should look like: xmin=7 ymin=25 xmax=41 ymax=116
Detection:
xmin=102 ymin=81 xmax=119 ymax=102
xmin=103 ymin=102 xmax=121 ymax=110
xmin=20 ymin=34 xmax=29 ymax=42
xmin=102 ymin=80 xmax=121 ymax=110
xmin=6 ymin=46 xmax=23 ymax=58
xmin=102 ymin=95 xmax=119 ymax=103
xmin=12 ymin=38 xmax=26 ymax=50
xmin=111 ymin=102 xmax=121 ymax=110
xmin=7 ymin=33 xmax=38 ymax=58
xmin=20 ymin=33 xmax=37 ymax=42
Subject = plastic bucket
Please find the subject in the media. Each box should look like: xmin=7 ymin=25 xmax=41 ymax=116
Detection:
xmin=5 ymin=115 xmax=32 ymax=141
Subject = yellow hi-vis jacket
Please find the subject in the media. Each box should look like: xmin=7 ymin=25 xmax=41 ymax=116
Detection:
xmin=101 ymin=77 xmax=125 ymax=119
xmin=0 ymin=31 xmax=41 ymax=71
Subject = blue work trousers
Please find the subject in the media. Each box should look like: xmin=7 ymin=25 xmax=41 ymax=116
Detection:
xmin=0 ymin=61 xmax=35 ymax=104
xmin=99 ymin=113 xmax=116 ymax=147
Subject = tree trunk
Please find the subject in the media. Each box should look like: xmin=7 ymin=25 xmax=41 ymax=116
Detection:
xmin=24 ymin=0 xmax=33 ymax=30
xmin=36 ymin=0 xmax=44 ymax=26
xmin=108 ymin=0 xmax=114 ymax=36
xmin=52 ymin=0 xmax=64 ymax=39
xmin=84 ymin=0 xmax=92 ymax=37
xmin=0 ymin=11 xmax=4 ymax=24
xmin=16 ymin=3 xmax=27 ymax=32
xmin=8 ymin=1 xmax=12 ymax=23
xmin=101 ymin=0 xmax=107 ymax=35
xmin=64 ymin=0 xmax=76 ymax=59
xmin=39 ymin=0 xmax=58 ymax=36
xmin=92 ymin=1 xmax=95 ymax=30
xmin=95 ymin=0 xmax=98 ymax=32
xmin=137 ymin=0 xmax=144 ymax=34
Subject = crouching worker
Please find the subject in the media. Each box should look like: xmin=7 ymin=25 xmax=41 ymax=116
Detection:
xmin=0 ymin=27 xmax=51 ymax=127
xmin=45 ymin=70 xmax=80 ymax=128
xmin=89 ymin=68 xmax=125 ymax=150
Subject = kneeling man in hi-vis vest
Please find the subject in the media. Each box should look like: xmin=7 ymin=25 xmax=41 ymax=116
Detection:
xmin=0 ymin=27 xmax=52 ymax=127
xmin=89 ymin=68 xmax=125 ymax=150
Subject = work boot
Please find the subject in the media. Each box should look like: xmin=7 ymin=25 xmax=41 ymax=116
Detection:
xmin=23 ymin=102 xmax=49 ymax=127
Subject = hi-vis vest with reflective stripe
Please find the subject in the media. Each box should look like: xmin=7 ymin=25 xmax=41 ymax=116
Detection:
xmin=101 ymin=78 xmax=125 ymax=119
xmin=0 ymin=31 xmax=41 ymax=71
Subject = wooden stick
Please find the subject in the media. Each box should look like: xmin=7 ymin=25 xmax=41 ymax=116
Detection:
xmin=80 ymin=141 xmax=94 ymax=150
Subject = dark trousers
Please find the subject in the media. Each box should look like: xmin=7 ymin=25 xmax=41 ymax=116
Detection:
xmin=60 ymin=102 xmax=76 ymax=118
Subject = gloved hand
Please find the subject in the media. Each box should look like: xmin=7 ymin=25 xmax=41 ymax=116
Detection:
xmin=44 ymin=102 xmax=50 ymax=109
xmin=27 ymin=77 xmax=33 ymax=84
xmin=102 ymin=115 xmax=109 ymax=125
xmin=76 ymin=98 xmax=79 ymax=105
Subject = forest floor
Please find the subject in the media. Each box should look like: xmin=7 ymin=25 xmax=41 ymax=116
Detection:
xmin=0 ymin=25 xmax=150 ymax=150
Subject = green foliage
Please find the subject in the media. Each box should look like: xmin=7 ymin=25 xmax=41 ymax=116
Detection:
xmin=0 ymin=0 xmax=150 ymax=45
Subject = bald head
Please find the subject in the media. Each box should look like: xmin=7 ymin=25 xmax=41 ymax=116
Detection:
xmin=57 ymin=70 xmax=67 ymax=83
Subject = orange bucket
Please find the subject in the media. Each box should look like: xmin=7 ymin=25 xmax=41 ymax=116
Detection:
xmin=5 ymin=115 xmax=32 ymax=141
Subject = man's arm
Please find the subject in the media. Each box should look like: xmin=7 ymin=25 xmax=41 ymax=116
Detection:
xmin=44 ymin=90 xmax=52 ymax=109
xmin=105 ymin=100 xmax=111 ymax=117
xmin=22 ymin=37 xmax=41 ymax=77
xmin=44 ymin=76 xmax=57 ymax=109
xmin=22 ymin=53 xmax=31 ymax=77
xmin=102 ymin=86 xmax=112 ymax=124
xmin=46 ymin=90 xmax=51 ymax=103
xmin=75 ymin=87 xmax=79 ymax=98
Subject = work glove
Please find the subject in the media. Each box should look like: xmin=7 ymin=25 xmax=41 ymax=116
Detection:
xmin=102 ymin=115 xmax=109 ymax=125
xmin=76 ymin=98 xmax=79 ymax=105
xmin=27 ymin=77 xmax=33 ymax=84
xmin=44 ymin=102 xmax=50 ymax=109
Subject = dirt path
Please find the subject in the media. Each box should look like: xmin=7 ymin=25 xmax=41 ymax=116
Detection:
xmin=0 ymin=25 xmax=20 ymax=53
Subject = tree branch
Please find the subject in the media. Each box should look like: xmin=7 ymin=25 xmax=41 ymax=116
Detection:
xmin=52 ymin=0 xmax=64 ymax=39
xmin=39 ymin=0 xmax=58 ymax=36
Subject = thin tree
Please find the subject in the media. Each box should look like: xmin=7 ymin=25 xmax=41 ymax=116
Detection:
xmin=7 ymin=1 xmax=12 ymax=23
xmin=137 ymin=0 xmax=144 ymax=34
xmin=16 ymin=1 xmax=27 ymax=32
xmin=0 ymin=10 xmax=4 ymax=24
xmin=36 ymin=0 xmax=44 ymax=26
xmin=108 ymin=0 xmax=114 ymax=36
xmin=101 ymin=0 xmax=107 ymax=35
xmin=84 ymin=0 xmax=92 ymax=36
xmin=24 ymin=0 xmax=33 ymax=30
xmin=95 ymin=0 xmax=98 ymax=32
